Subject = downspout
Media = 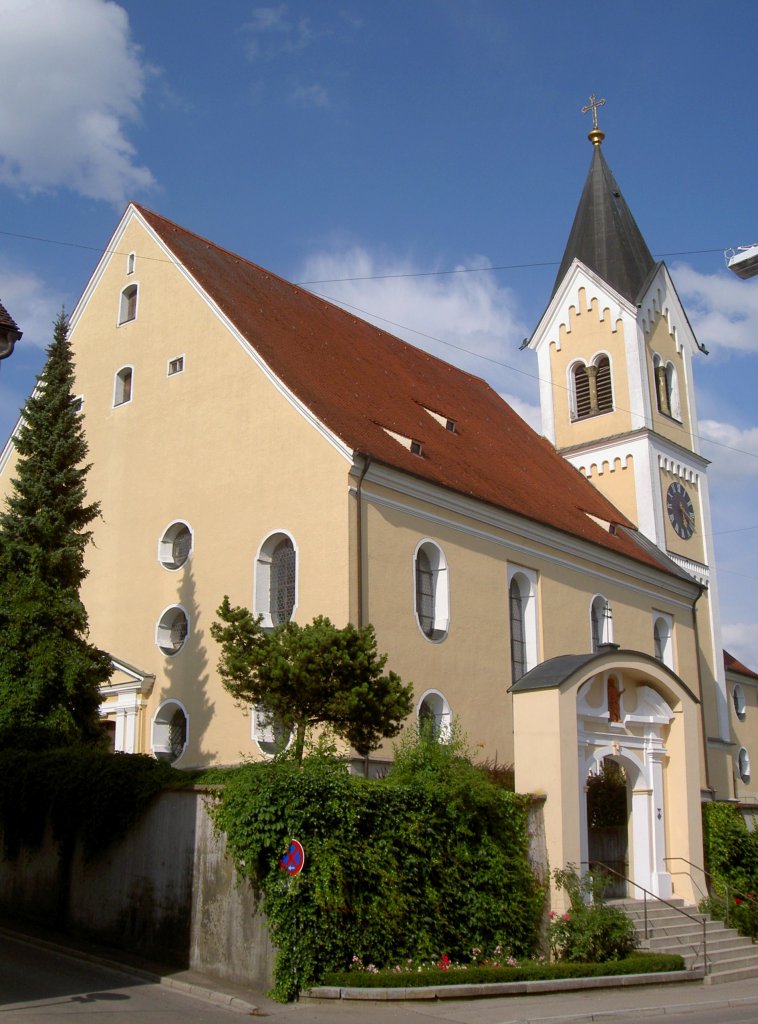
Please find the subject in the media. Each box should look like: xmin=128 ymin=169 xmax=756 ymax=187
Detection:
xmin=355 ymin=452 xmax=372 ymax=779
xmin=691 ymin=584 xmax=715 ymax=799
xmin=355 ymin=452 xmax=372 ymax=630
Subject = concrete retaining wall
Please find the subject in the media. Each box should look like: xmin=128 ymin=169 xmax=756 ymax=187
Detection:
xmin=0 ymin=787 xmax=274 ymax=990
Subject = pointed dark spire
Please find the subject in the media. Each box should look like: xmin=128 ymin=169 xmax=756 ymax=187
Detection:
xmin=552 ymin=145 xmax=656 ymax=303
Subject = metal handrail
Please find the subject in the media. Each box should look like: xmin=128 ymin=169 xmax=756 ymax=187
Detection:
xmin=665 ymin=855 xmax=758 ymax=929
xmin=582 ymin=860 xmax=709 ymax=974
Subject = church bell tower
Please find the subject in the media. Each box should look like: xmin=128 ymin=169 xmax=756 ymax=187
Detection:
xmin=527 ymin=97 xmax=731 ymax=776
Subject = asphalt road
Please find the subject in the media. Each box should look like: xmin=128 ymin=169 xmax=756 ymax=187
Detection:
xmin=4 ymin=931 xmax=758 ymax=1024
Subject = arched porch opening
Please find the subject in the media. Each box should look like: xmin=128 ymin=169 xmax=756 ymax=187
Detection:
xmin=586 ymin=757 xmax=629 ymax=898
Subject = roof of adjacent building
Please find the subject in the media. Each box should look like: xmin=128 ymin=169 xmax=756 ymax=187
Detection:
xmin=0 ymin=299 xmax=22 ymax=339
xmin=724 ymin=650 xmax=758 ymax=680
xmin=131 ymin=204 xmax=681 ymax=574
xmin=552 ymin=145 xmax=656 ymax=303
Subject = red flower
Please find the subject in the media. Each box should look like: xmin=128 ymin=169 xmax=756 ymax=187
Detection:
xmin=735 ymin=898 xmax=743 ymax=905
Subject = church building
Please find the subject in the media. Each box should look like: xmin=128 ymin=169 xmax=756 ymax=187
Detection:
xmin=1 ymin=112 xmax=754 ymax=905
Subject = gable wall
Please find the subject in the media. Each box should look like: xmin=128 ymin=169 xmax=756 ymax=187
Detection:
xmin=69 ymin=217 xmax=353 ymax=766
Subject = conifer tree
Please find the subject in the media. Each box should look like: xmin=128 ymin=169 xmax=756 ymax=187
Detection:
xmin=0 ymin=311 xmax=111 ymax=747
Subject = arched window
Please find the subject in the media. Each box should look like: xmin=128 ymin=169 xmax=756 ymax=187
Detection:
xmin=152 ymin=700 xmax=188 ymax=763
xmin=653 ymin=613 xmax=674 ymax=669
xmin=113 ymin=366 xmax=133 ymax=406
xmin=156 ymin=605 xmax=189 ymax=656
xmin=591 ymin=595 xmax=613 ymax=651
xmin=733 ymin=684 xmax=747 ymax=721
xmin=252 ymin=705 xmax=292 ymax=757
xmin=572 ymin=362 xmax=591 ymax=419
xmin=414 ymin=541 xmax=449 ymax=641
xmin=158 ymin=521 xmax=192 ymax=570
xmin=508 ymin=566 xmax=538 ymax=680
xmin=255 ymin=532 xmax=298 ymax=627
xmin=595 ymin=356 xmax=613 ymax=413
xmin=417 ymin=690 xmax=451 ymax=740
xmin=653 ymin=356 xmax=681 ymax=420
xmin=509 ymin=578 xmax=526 ymax=681
xmin=571 ymin=355 xmax=613 ymax=420
xmin=119 ymin=284 xmax=138 ymax=324
xmin=737 ymin=747 xmax=751 ymax=784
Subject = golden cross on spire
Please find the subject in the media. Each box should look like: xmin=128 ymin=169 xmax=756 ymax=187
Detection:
xmin=582 ymin=94 xmax=606 ymax=146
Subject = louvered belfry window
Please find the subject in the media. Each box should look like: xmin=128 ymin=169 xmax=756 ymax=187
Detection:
xmin=270 ymin=538 xmax=296 ymax=625
xmin=573 ymin=357 xmax=612 ymax=419
xmin=573 ymin=363 xmax=591 ymax=418
xmin=595 ymin=356 xmax=612 ymax=412
xmin=416 ymin=547 xmax=435 ymax=637
xmin=509 ymin=579 xmax=526 ymax=681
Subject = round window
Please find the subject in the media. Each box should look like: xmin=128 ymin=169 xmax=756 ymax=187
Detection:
xmin=156 ymin=606 xmax=189 ymax=656
xmin=159 ymin=522 xmax=192 ymax=570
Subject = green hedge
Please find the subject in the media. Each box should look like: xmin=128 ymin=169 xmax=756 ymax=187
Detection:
xmin=702 ymin=802 xmax=758 ymax=938
xmin=210 ymin=734 xmax=545 ymax=1001
xmin=320 ymin=953 xmax=685 ymax=988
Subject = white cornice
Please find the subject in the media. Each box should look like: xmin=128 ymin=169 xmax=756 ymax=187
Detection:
xmin=352 ymin=461 xmax=699 ymax=607
xmin=638 ymin=264 xmax=704 ymax=357
xmin=530 ymin=259 xmax=638 ymax=353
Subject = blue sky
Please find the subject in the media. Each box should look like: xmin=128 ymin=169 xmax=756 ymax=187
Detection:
xmin=2 ymin=0 xmax=758 ymax=665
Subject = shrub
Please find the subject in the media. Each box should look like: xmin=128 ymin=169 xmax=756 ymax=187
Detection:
xmin=548 ymin=865 xmax=637 ymax=962
xmin=701 ymin=803 xmax=758 ymax=938
xmin=209 ymin=728 xmax=544 ymax=1000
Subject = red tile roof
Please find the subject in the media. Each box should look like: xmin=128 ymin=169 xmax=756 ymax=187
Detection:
xmin=133 ymin=204 xmax=674 ymax=574
xmin=724 ymin=650 xmax=758 ymax=680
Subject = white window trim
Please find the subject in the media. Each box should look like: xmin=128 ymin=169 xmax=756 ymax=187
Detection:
xmin=254 ymin=529 xmax=299 ymax=628
xmin=590 ymin=593 xmax=614 ymax=650
xmin=507 ymin=564 xmax=539 ymax=677
xmin=652 ymin=611 xmax=674 ymax=669
xmin=413 ymin=539 xmax=450 ymax=642
xmin=113 ymin=365 xmax=134 ymax=407
xmin=118 ymin=282 xmax=139 ymax=325
xmin=152 ymin=698 xmax=189 ymax=764
xmin=733 ymin=683 xmax=747 ymax=721
xmin=155 ymin=604 xmax=190 ymax=657
xmin=167 ymin=354 xmax=185 ymax=377
xmin=417 ymin=689 xmax=452 ymax=741
xmin=157 ymin=520 xmax=193 ymax=571
xmin=251 ymin=704 xmax=293 ymax=758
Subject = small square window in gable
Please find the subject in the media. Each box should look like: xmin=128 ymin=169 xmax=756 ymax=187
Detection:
xmin=168 ymin=356 xmax=184 ymax=376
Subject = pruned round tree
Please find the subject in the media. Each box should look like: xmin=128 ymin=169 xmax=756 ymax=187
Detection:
xmin=0 ymin=311 xmax=111 ymax=748
xmin=211 ymin=599 xmax=413 ymax=761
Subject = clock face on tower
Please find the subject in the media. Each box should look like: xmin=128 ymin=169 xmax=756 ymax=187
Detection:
xmin=666 ymin=482 xmax=695 ymax=540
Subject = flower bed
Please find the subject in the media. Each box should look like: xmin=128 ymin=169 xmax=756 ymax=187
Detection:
xmin=320 ymin=952 xmax=685 ymax=989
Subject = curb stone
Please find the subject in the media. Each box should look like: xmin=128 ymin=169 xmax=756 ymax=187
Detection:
xmin=303 ymin=968 xmax=704 ymax=1001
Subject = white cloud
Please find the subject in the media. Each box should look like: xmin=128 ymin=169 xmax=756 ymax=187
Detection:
xmin=671 ymin=263 xmax=758 ymax=355
xmin=299 ymin=247 xmax=537 ymax=412
xmin=290 ymin=84 xmax=330 ymax=109
xmin=700 ymin=419 xmax=758 ymax=479
xmin=0 ymin=266 xmax=65 ymax=350
xmin=0 ymin=0 xmax=155 ymax=203
xmin=243 ymin=5 xmax=320 ymax=59
xmin=722 ymin=623 xmax=758 ymax=673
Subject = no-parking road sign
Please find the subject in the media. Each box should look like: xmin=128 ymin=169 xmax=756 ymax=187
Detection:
xmin=279 ymin=839 xmax=305 ymax=876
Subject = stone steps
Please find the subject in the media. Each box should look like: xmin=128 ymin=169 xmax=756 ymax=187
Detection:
xmin=610 ymin=899 xmax=758 ymax=984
